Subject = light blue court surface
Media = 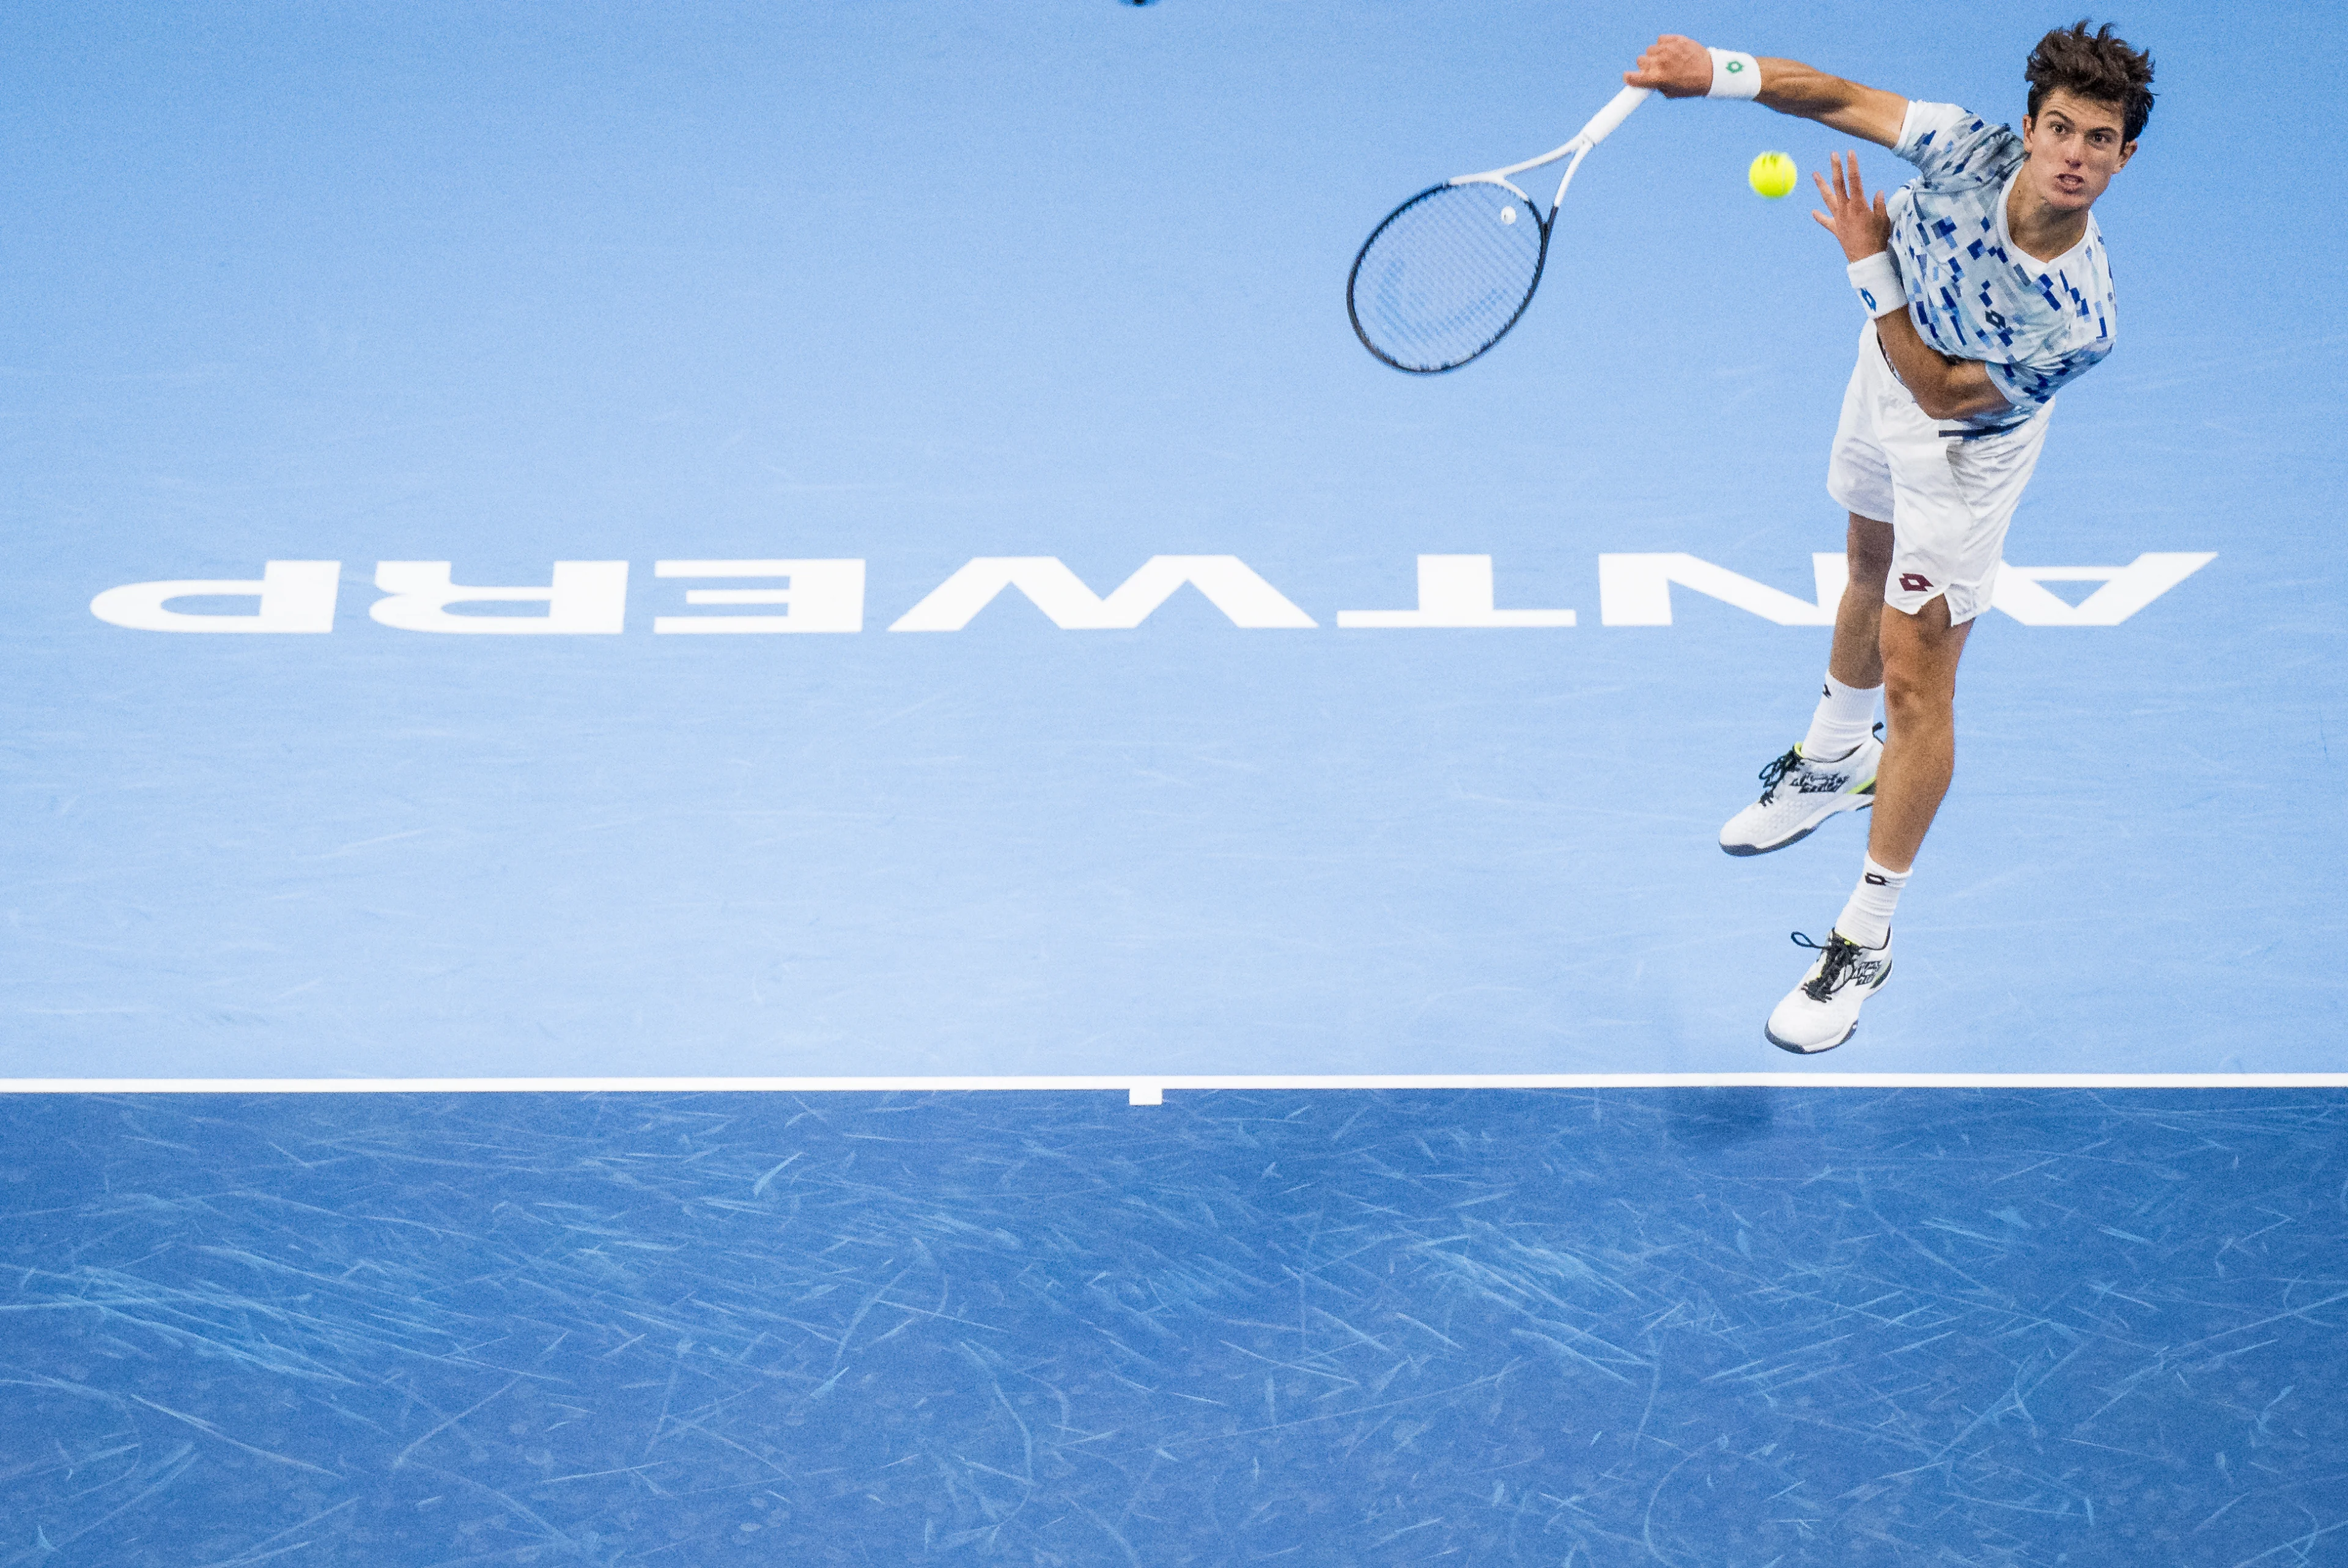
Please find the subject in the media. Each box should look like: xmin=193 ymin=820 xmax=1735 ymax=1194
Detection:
xmin=4 ymin=1 xmax=2342 ymax=1081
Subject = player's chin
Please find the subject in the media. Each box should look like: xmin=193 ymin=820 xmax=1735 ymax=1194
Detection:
xmin=2045 ymin=174 xmax=2102 ymax=210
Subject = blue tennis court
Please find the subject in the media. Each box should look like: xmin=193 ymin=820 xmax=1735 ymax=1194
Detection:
xmin=8 ymin=1088 xmax=2346 ymax=1565
xmin=4 ymin=1 xmax=2343 ymax=1560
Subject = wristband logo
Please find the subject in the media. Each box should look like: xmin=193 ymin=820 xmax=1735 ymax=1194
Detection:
xmin=1724 ymin=59 xmax=1744 ymax=74
xmin=1859 ymin=289 xmax=1880 ymax=311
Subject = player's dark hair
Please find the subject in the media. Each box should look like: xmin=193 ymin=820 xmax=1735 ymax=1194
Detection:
xmin=2026 ymin=21 xmax=2155 ymax=142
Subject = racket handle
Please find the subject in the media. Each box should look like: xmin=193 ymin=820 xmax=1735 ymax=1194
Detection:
xmin=1576 ymin=86 xmax=1651 ymax=148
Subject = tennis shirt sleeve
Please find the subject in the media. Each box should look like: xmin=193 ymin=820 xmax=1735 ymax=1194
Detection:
xmin=1892 ymin=101 xmax=2009 ymax=187
xmin=1984 ymin=336 xmax=2111 ymax=411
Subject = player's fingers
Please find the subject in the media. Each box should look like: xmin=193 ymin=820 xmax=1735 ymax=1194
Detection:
xmin=1630 ymin=36 xmax=1702 ymax=92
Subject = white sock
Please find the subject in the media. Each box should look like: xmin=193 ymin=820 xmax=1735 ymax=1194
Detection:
xmin=1801 ymin=674 xmax=1881 ymax=762
xmin=1834 ymin=855 xmax=1908 ymax=948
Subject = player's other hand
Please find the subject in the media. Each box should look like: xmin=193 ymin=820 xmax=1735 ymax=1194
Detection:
xmin=1812 ymin=151 xmax=1893 ymax=261
xmin=1625 ymin=35 xmax=1713 ymax=97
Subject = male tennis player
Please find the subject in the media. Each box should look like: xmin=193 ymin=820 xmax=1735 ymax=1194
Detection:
xmin=1624 ymin=24 xmax=2154 ymax=1051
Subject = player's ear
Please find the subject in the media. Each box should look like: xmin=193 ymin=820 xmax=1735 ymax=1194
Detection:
xmin=2114 ymin=139 xmax=2136 ymax=171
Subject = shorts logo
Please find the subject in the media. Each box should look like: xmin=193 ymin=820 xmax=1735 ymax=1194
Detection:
xmin=1898 ymin=573 xmax=1932 ymax=592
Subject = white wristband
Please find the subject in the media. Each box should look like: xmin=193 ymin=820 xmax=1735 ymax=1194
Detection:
xmin=1847 ymin=252 xmax=1904 ymax=317
xmin=1705 ymin=48 xmax=1761 ymax=100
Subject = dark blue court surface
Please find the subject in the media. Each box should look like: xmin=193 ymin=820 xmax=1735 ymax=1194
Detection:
xmin=6 ymin=1089 xmax=2345 ymax=1566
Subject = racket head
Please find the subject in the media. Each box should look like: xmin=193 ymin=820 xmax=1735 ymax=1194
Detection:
xmin=1347 ymin=177 xmax=1551 ymax=375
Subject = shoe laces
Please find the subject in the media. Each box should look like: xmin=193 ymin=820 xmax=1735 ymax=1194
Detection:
xmin=1755 ymin=746 xmax=1804 ymax=804
xmin=1790 ymin=930 xmax=1868 ymax=1001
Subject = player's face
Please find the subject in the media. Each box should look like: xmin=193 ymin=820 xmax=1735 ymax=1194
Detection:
xmin=2021 ymin=89 xmax=2135 ymax=213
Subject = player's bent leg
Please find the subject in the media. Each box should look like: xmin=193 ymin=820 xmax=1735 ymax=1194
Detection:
xmin=1717 ymin=514 xmax=1893 ymax=857
xmin=1829 ymin=514 xmax=1894 ymax=690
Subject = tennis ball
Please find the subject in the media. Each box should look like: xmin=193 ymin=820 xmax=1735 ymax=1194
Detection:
xmin=1749 ymin=151 xmax=1798 ymax=200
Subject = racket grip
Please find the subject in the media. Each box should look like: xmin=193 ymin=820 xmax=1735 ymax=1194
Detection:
xmin=1577 ymin=86 xmax=1651 ymax=148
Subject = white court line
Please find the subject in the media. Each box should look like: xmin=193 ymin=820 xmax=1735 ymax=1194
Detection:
xmin=2 ymin=1074 xmax=2345 ymax=1094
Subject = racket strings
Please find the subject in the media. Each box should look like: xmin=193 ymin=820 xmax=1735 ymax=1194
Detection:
xmin=1349 ymin=183 xmax=1548 ymax=374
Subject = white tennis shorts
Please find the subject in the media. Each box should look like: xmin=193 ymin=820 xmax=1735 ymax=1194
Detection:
xmin=1826 ymin=319 xmax=2052 ymax=625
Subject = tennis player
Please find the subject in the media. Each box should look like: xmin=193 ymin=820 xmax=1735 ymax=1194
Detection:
xmin=1624 ymin=24 xmax=2154 ymax=1051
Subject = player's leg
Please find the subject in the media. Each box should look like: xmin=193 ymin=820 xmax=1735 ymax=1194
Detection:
xmin=1796 ymin=510 xmax=1894 ymax=751
xmin=1718 ymin=334 xmax=1895 ymax=857
xmin=1766 ymin=403 xmax=2047 ymax=1053
xmin=1766 ymin=600 xmax=1966 ymax=1054
xmin=1866 ymin=594 xmax=1971 ymax=873
xmin=1802 ymin=594 xmax=1972 ymax=995
xmin=1826 ymin=514 xmax=1893 ymax=690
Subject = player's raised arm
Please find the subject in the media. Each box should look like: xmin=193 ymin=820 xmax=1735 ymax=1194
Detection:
xmin=1625 ymin=35 xmax=1907 ymax=147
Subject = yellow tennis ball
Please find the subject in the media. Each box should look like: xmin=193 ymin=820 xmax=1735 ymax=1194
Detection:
xmin=1749 ymin=151 xmax=1798 ymax=199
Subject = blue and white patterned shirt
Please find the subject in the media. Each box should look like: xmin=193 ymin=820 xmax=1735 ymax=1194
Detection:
xmin=1886 ymin=101 xmax=2116 ymax=419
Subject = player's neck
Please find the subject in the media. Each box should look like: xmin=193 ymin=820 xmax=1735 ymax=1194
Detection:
xmin=2003 ymin=174 xmax=2091 ymax=264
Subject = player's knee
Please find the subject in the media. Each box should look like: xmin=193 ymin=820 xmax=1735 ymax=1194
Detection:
xmin=1847 ymin=557 xmax=1893 ymax=603
xmin=1880 ymin=640 xmax=1956 ymax=717
xmin=1882 ymin=671 xmax=1943 ymax=719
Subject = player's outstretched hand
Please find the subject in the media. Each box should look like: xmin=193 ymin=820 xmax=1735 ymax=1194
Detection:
xmin=1625 ymin=35 xmax=1713 ymax=97
xmin=1811 ymin=151 xmax=1892 ymax=262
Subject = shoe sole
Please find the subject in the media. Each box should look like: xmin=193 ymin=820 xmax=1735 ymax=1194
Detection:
xmin=1768 ymin=1021 xmax=1853 ymax=1054
xmin=1720 ymin=786 xmax=1875 ymax=858
xmin=1764 ymin=960 xmax=1893 ymax=1055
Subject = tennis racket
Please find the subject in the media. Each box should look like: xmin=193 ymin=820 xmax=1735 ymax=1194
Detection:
xmin=1348 ymin=85 xmax=1651 ymax=374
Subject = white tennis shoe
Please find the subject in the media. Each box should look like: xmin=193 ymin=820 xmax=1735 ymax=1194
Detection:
xmin=1765 ymin=929 xmax=1893 ymax=1054
xmin=1719 ymin=734 xmax=1881 ymax=856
